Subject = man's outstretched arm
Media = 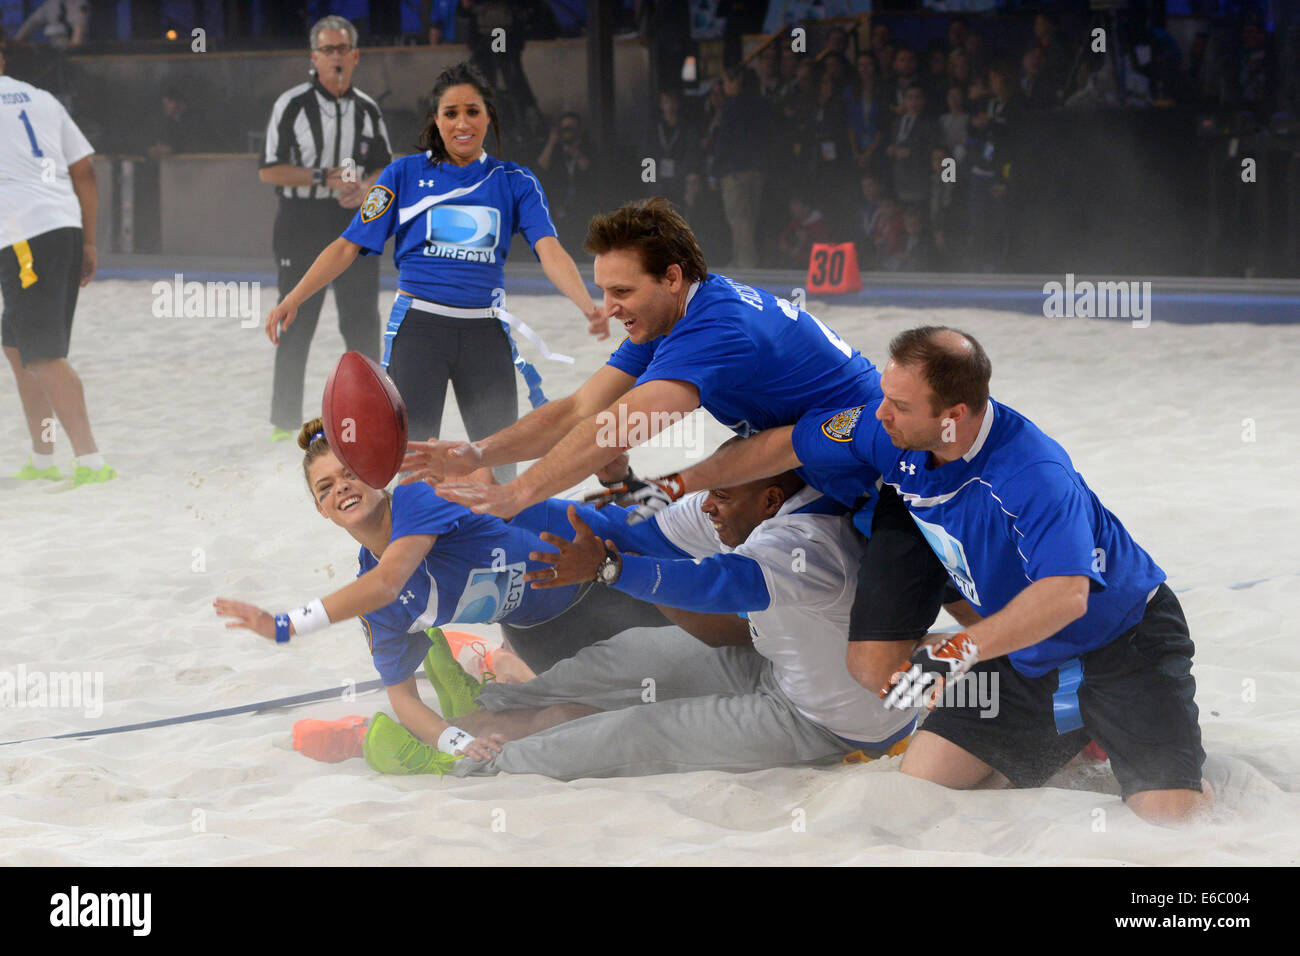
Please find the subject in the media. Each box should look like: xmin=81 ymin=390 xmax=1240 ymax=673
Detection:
xmin=675 ymin=425 xmax=801 ymax=494
xmin=403 ymin=364 xmax=636 ymax=482
xmin=439 ymin=378 xmax=700 ymax=516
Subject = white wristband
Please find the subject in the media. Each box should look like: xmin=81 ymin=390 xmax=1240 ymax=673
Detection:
xmin=287 ymin=599 xmax=330 ymax=636
xmin=437 ymin=725 xmax=474 ymax=755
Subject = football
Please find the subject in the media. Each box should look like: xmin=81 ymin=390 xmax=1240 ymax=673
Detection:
xmin=321 ymin=351 xmax=408 ymax=488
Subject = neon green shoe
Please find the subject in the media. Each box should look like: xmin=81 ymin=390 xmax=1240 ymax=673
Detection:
xmin=70 ymin=462 xmax=117 ymax=487
xmin=12 ymin=459 xmax=61 ymax=481
xmin=423 ymin=627 xmax=484 ymax=720
xmin=270 ymin=426 xmax=295 ymax=442
xmin=362 ymin=712 xmax=458 ymax=775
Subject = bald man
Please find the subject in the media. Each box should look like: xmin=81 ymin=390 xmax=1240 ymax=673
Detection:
xmin=656 ymin=326 xmax=1211 ymax=826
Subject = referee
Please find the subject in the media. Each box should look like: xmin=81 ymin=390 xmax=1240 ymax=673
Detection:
xmin=259 ymin=15 xmax=392 ymax=441
xmin=1 ymin=33 xmax=113 ymax=487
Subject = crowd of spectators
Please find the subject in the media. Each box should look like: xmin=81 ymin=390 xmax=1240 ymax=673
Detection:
xmin=622 ymin=12 xmax=1291 ymax=274
xmin=4 ymin=2 xmax=1290 ymax=274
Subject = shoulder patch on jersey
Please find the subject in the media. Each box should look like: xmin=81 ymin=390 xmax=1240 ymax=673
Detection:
xmin=360 ymin=185 xmax=394 ymax=222
xmin=821 ymin=405 xmax=865 ymax=443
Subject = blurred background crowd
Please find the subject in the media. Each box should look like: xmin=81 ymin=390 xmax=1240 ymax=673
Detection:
xmin=2 ymin=0 xmax=1296 ymax=277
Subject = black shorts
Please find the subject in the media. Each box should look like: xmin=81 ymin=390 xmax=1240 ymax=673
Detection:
xmin=1 ymin=227 xmax=83 ymax=365
xmin=849 ymin=483 xmax=951 ymax=641
xmin=920 ymin=583 xmax=1206 ymax=798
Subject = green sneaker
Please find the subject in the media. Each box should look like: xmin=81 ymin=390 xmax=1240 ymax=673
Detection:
xmin=70 ymin=462 xmax=117 ymax=487
xmin=362 ymin=712 xmax=458 ymax=775
xmin=423 ymin=627 xmax=484 ymax=720
xmin=12 ymin=459 xmax=61 ymax=481
xmin=270 ymin=426 xmax=295 ymax=442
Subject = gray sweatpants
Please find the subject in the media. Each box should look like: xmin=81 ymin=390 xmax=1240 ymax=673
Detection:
xmin=453 ymin=626 xmax=854 ymax=780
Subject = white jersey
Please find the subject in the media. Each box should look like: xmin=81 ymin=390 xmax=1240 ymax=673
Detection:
xmin=655 ymin=488 xmax=915 ymax=744
xmin=0 ymin=76 xmax=93 ymax=249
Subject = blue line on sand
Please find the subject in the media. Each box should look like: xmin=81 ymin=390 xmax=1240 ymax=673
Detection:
xmin=5 ymin=573 xmax=1293 ymax=747
xmin=0 ymin=678 xmax=393 ymax=748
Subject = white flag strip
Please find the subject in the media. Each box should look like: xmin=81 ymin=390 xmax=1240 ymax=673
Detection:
xmin=497 ymin=308 xmax=575 ymax=364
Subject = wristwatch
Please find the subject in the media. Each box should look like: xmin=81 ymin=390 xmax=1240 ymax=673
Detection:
xmin=596 ymin=545 xmax=622 ymax=586
xmin=311 ymin=168 xmax=325 ymax=186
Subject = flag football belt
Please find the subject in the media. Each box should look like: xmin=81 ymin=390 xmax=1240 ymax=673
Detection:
xmin=400 ymin=293 xmax=496 ymax=320
xmin=13 ymin=240 xmax=38 ymax=289
xmin=397 ymin=291 xmax=574 ymax=409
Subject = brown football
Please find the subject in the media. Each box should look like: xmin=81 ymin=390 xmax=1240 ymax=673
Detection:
xmin=321 ymin=351 xmax=408 ymax=488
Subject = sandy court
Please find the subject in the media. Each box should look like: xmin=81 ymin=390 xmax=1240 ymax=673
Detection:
xmin=1 ymin=280 xmax=1297 ymax=865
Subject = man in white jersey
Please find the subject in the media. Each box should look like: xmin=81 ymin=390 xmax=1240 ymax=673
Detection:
xmin=426 ymin=472 xmax=916 ymax=779
xmin=0 ymin=38 xmax=113 ymax=486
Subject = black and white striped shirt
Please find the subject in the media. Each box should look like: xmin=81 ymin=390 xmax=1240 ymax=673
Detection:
xmin=261 ymin=76 xmax=393 ymax=200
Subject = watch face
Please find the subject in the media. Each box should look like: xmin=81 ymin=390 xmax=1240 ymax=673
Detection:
xmin=598 ymin=558 xmax=618 ymax=585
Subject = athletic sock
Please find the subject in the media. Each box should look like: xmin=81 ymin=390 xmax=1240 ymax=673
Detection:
xmin=77 ymin=452 xmax=105 ymax=470
xmin=32 ymin=452 xmax=55 ymax=470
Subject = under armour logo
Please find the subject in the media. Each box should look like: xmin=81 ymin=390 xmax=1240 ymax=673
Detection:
xmin=397 ymin=589 xmax=416 ymax=605
xmin=419 ymin=179 xmax=434 ymax=187
xmin=900 ymin=461 xmax=917 ymax=475
xmin=279 ymin=259 xmax=291 ymax=267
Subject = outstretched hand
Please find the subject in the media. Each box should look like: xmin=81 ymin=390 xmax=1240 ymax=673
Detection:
xmin=434 ymin=479 xmax=527 ymax=519
xmin=213 ymin=597 xmax=277 ymax=641
xmin=400 ymin=439 xmax=482 ymax=486
xmin=524 ymin=504 xmax=613 ymax=589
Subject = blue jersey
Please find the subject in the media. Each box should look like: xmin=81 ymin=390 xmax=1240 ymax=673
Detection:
xmin=792 ymin=399 xmax=1167 ymax=677
xmin=606 ymin=274 xmax=882 ymax=506
xmin=357 ymin=483 xmax=578 ymax=685
xmin=341 ymin=152 xmax=557 ymax=309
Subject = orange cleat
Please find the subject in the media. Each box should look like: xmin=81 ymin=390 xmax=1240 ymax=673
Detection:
xmin=292 ymin=715 xmax=370 ymax=763
xmin=442 ymin=630 xmax=498 ymax=683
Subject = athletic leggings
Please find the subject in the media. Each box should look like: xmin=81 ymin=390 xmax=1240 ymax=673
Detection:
xmin=385 ymin=310 xmax=519 ymax=483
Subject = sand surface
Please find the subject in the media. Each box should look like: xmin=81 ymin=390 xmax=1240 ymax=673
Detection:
xmin=1 ymin=281 xmax=1297 ymax=865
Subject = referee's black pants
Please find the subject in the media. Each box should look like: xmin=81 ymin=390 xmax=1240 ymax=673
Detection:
xmin=270 ymin=200 xmax=380 ymax=431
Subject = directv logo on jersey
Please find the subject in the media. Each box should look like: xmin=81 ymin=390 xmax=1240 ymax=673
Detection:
xmin=451 ymin=564 xmax=526 ymax=623
xmin=910 ymin=513 xmax=981 ymax=606
xmin=424 ymin=205 xmax=500 ymax=263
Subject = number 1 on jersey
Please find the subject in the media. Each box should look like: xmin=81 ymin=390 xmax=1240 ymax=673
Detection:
xmin=18 ymin=110 xmax=44 ymax=157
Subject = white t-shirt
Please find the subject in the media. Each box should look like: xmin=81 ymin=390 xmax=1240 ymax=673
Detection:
xmin=655 ymin=488 xmax=916 ymax=744
xmin=0 ymin=76 xmax=94 ymax=249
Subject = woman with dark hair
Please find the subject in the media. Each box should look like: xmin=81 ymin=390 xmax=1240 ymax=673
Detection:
xmin=265 ymin=62 xmax=604 ymax=482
